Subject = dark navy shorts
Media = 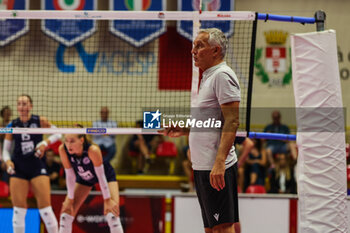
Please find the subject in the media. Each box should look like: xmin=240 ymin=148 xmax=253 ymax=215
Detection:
xmin=129 ymin=135 xmax=154 ymax=153
xmin=194 ymin=164 xmax=239 ymax=228
xmin=12 ymin=156 xmax=48 ymax=180
xmin=76 ymin=162 xmax=117 ymax=187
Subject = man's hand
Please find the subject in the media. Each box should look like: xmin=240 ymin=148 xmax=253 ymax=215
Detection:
xmin=158 ymin=126 xmax=189 ymax=137
xmin=210 ymin=159 xmax=226 ymax=191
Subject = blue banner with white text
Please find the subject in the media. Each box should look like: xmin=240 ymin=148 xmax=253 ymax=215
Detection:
xmin=110 ymin=0 xmax=166 ymax=47
xmin=42 ymin=0 xmax=96 ymax=47
xmin=0 ymin=0 xmax=28 ymax=46
xmin=177 ymin=0 xmax=234 ymax=41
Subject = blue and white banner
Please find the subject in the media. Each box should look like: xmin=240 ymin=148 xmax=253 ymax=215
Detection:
xmin=110 ymin=0 xmax=166 ymax=47
xmin=177 ymin=0 xmax=234 ymax=41
xmin=0 ymin=0 xmax=28 ymax=46
xmin=42 ymin=0 xmax=96 ymax=47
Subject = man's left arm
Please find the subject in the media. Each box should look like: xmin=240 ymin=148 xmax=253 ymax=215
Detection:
xmin=210 ymin=101 xmax=240 ymax=191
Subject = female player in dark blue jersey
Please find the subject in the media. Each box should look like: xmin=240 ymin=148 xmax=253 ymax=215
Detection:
xmin=2 ymin=94 xmax=61 ymax=233
xmin=58 ymin=132 xmax=123 ymax=233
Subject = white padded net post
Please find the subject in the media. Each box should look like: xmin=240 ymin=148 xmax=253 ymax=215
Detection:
xmin=291 ymin=30 xmax=348 ymax=232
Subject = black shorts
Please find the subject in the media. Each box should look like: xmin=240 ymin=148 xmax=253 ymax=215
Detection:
xmin=76 ymin=162 xmax=117 ymax=187
xmin=12 ymin=157 xmax=48 ymax=180
xmin=194 ymin=164 xmax=239 ymax=228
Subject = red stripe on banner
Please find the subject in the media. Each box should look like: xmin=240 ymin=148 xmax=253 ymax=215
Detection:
xmin=266 ymin=47 xmax=286 ymax=58
xmin=289 ymin=199 xmax=298 ymax=233
xmin=143 ymin=0 xmax=151 ymax=10
xmin=7 ymin=0 xmax=15 ymax=9
xmin=158 ymin=26 xmax=192 ymax=90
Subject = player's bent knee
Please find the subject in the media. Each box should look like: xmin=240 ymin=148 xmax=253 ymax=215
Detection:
xmin=13 ymin=207 xmax=27 ymax=227
xmin=106 ymin=212 xmax=124 ymax=233
xmin=39 ymin=206 xmax=58 ymax=233
xmin=59 ymin=213 xmax=74 ymax=233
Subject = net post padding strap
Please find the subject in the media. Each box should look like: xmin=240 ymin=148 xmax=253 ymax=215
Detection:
xmin=191 ymin=12 xmax=200 ymax=107
xmin=291 ymin=30 xmax=348 ymax=232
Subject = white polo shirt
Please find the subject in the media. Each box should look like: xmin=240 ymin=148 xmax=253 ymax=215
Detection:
xmin=92 ymin=120 xmax=117 ymax=148
xmin=189 ymin=62 xmax=240 ymax=171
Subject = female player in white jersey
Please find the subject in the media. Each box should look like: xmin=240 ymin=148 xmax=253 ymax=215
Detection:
xmin=2 ymin=94 xmax=61 ymax=233
xmin=58 ymin=130 xmax=123 ymax=233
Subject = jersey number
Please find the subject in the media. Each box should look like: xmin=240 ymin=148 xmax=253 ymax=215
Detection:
xmin=77 ymin=166 xmax=94 ymax=181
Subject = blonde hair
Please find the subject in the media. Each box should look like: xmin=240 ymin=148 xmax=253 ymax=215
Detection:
xmin=275 ymin=153 xmax=291 ymax=180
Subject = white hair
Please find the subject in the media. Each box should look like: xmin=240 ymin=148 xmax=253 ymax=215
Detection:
xmin=198 ymin=28 xmax=228 ymax=58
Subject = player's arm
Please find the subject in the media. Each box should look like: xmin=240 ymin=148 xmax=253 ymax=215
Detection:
xmin=88 ymin=145 xmax=119 ymax=216
xmin=258 ymin=145 xmax=267 ymax=166
xmin=59 ymin=145 xmax=75 ymax=200
xmin=237 ymin=138 xmax=254 ymax=167
xmin=36 ymin=116 xmax=62 ymax=158
xmin=88 ymin=145 xmax=111 ymax=200
xmin=158 ymin=126 xmax=190 ymax=137
xmin=217 ymin=102 xmax=240 ymax=160
xmin=210 ymin=101 xmax=240 ymax=191
xmin=2 ymin=134 xmax=15 ymax=174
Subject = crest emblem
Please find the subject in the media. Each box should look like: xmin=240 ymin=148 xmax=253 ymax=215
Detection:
xmin=255 ymin=30 xmax=292 ymax=87
xmin=42 ymin=0 xmax=96 ymax=47
xmin=83 ymin=157 xmax=90 ymax=165
xmin=177 ymin=0 xmax=234 ymax=41
xmin=192 ymin=0 xmax=221 ymax=11
xmin=125 ymin=0 xmax=151 ymax=11
xmin=0 ymin=0 xmax=15 ymax=10
xmin=53 ymin=0 xmax=86 ymax=10
xmin=110 ymin=0 xmax=166 ymax=47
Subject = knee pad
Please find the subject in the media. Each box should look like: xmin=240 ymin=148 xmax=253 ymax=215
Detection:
xmin=13 ymin=207 xmax=27 ymax=229
xmin=39 ymin=206 xmax=58 ymax=233
xmin=106 ymin=212 xmax=123 ymax=233
xmin=59 ymin=213 xmax=74 ymax=233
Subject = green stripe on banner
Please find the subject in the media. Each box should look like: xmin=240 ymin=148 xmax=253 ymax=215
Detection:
xmin=65 ymin=0 xmax=74 ymax=5
xmin=59 ymin=0 xmax=81 ymax=10
xmin=126 ymin=0 xmax=134 ymax=10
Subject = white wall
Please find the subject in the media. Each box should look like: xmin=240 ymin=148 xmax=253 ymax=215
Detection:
xmin=174 ymin=195 xmax=291 ymax=233
xmin=174 ymin=195 xmax=350 ymax=233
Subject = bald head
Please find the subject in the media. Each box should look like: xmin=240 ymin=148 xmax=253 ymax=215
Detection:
xmin=100 ymin=107 xmax=109 ymax=122
xmin=272 ymin=110 xmax=281 ymax=125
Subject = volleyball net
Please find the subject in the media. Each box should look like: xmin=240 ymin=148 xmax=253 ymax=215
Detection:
xmin=0 ymin=10 xmax=256 ymax=135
